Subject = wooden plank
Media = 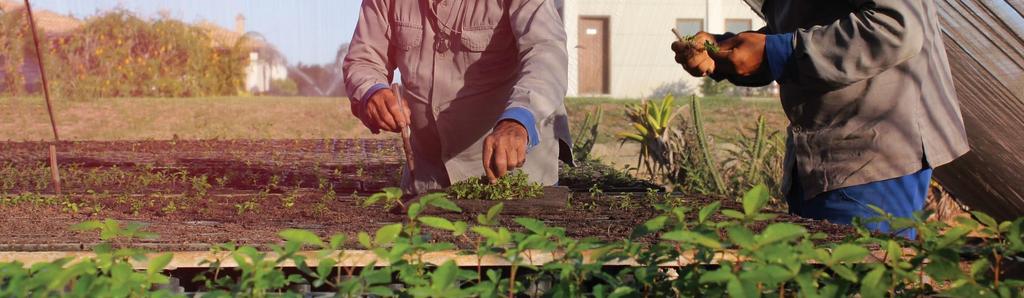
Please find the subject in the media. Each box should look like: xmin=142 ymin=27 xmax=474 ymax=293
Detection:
xmin=441 ymin=186 xmax=570 ymax=215
xmin=0 ymin=248 xmax=913 ymax=270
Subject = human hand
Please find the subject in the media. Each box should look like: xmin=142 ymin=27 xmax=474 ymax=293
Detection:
xmin=362 ymin=88 xmax=411 ymax=133
xmin=482 ymin=120 xmax=528 ymax=184
xmin=671 ymin=31 xmax=719 ymax=77
xmin=710 ymin=32 xmax=767 ymax=77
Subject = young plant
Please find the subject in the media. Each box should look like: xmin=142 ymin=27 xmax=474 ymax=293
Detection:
xmin=672 ymin=28 xmax=723 ymax=54
xmin=447 ymin=170 xmax=543 ymax=201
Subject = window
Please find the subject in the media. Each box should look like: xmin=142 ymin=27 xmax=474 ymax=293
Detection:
xmin=725 ymin=18 xmax=753 ymax=33
xmin=675 ymin=19 xmax=704 ymax=36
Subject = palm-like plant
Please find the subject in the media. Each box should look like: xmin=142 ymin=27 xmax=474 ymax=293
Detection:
xmin=619 ymin=95 xmax=684 ymax=179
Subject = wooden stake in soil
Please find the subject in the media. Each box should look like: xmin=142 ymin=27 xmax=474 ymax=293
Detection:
xmin=23 ymin=0 xmax=62 ymax=194
xmin=391 ymin=83 xmax=415 ymax=194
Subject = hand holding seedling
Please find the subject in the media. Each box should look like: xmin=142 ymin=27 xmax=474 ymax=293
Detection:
xmin=483 ymin=120 xmax=529 ymax=184
xmin=362 ymin=88 xmax=411 ymax=133
xmin=671 ymin=30 xmax=719 ymax=77
xmin=709 ymin=32 xmax=767 ymax=77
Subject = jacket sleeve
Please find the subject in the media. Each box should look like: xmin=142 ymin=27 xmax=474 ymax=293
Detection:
xmin=343 ymin=0 xmax=396 ymax=104
xmin=787 ymin=0 xmax=926 ymax=88
xmin=505 ymin=0 xmax=568 ymax=131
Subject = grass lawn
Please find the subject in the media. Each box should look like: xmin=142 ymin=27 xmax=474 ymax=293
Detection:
xmin=1 ymin=95 xmax=788 ymax=170
xmin=2 ymin=96 xmax=787 ymax=142
xmin=0 ymin=96 xmax=370 ymax=141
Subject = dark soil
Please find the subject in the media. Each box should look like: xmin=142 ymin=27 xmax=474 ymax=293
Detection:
xmin=0 ymin=140 xmax=855 ymax=251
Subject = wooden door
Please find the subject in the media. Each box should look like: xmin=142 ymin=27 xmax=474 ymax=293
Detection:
xmin=578 ymin=17 xmax=609 ymax=95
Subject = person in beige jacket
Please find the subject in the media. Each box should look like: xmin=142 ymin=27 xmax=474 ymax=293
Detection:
xmin=343 ymin=0 xmax=573 ymax=195
xmin=672 ymin=0 xmax=970 ymax=238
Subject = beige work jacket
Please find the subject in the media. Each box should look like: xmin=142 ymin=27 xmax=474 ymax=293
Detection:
xmin=344 ymin=0 xmax=572 ymax=194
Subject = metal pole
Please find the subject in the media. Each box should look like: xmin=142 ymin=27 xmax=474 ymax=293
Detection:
xmin=23 ymin=0 xmax=62 ymax=194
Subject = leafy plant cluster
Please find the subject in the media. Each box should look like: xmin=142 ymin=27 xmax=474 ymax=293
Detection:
xmin=620 ymin=95 xmax=785 ymax=199
xmin=447 ymin=170 xmax=543 ymax=201
xmin=571 ymin=106 xmax=603 ymax=164
xmin=2 ymin=186 xmax=1022 ymax=297
xmin=0 ymin=219 xmax=175 ymax=297
xmin=0 ymin=9 xmax=250 ymax=99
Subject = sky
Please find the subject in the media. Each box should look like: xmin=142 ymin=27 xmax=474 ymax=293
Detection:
xmin=29 ymin=0 xmax=363 ymax=65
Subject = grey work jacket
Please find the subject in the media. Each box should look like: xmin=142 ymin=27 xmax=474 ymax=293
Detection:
xmin=754 ymin=0 xmax=970 ymax=199
xmin=343 ymin=0 xmax=572 ymax=194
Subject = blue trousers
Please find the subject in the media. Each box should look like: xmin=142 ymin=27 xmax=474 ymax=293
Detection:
xmin=786 ymin=168 xmax=932 ymax=239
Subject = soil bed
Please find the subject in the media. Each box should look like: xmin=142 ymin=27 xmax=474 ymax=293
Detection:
xmin=0 ymin=140 xmax=855 ymax=251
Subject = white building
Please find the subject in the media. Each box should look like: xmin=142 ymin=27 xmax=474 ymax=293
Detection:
xmin=560 ymin=0 xmax=766 ymax=98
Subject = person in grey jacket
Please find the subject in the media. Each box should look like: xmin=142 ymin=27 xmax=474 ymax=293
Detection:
xmin=672 ymin=0 xmax=970 ymax=238
xmin=344 ymin=0 xmax=573 ymax=195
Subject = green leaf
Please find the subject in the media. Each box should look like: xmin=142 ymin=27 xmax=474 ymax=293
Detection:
xmin=407 ymin=203 xmax=423 ymax=220
xmin=662 ymin=231 xmax=723 ymax=249
xmin=726 ymin=226 xmax=756 ymax=249
xmin=830 ymin=265 xmax=859 ymax=283
xmin=317 ymin=258 xmax=337 ymax=280
xmin=471 ymin=226 xmax=499 ymax=240
xmin=742 ymin=184 xmax=769 ymax=216
xmin=384 ymin=187 xmax=403 ymax=199
xmin=739 ymin=265 xmax=791 ymax=285
xmin=699 ymin=201 xmax=721 ymax=223
xmin=971 ymin=211 xmax=998 ymax=229
xmin=279 ymin=229 xmax=324 ymax=247
xmin=727 ymin=279 xmax=753 ymax=298
xmin=364 ymin=194 xmax=383 ymax=206
xmin=885 ymin=240 xmax=902 ymax=264
xmin=419 ymin=216 xmax=456 ymax=231
xmin=860 ymin=267 xmax=888 ymax=298
xmin=367 ymin=286 xmax=395 ymax=297
xmin=453 ymin=221 xmax=468 ymax=236
xmin=72 ymin=220 xmax=104 ymax=232
xmin=329 ymin=234 xmax=346 ymax=250
xmin=757 ymin=223 xmax=806 ymax=246
xmin=497 ymin=228 xmax=512 ymax=245
xmin=357 ymin=232 xmax=372 ymax=248
xmin=431 ymin=261 xmax=459 ymax=290
xmin=147 ymin=253 xmax=173 ymax=275
xmin=375 ymin=223 xmax=403 ymax=245
xmin=609 ymin=286 xmax=636 ymax=298
xmin=515 ymin=217 xmax=547 ymax=234
xmin=426 ymin=194 xmax=462 ymax=212
xmin=937 ymin=225 xmax=973 ymax=248
xmin=631 ymin=216 xmax=668 ymax=239
xmin=721 ymin=209 xmax=746 ymax=220
xmin=830 ymin=244 xmax=869 ymax=264
xmin=486 ymin=203 xmax=504 ymax=222
xmin=699 ymin=267 xmax=734 ymax=284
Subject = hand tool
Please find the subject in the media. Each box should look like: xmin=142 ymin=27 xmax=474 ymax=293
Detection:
xmin=391 ymin=83 xmax=416 ymax=194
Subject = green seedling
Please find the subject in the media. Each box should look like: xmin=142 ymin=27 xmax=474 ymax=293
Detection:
xmin=672 ymin=28 xmax=723 ymax=54
xmin=282 ymin=190 xmax=299 ymax=209
xmin=447 ymin=170 xmax=543 ymax=201
xmin=234 ymin=199 xmax=259 ymax=215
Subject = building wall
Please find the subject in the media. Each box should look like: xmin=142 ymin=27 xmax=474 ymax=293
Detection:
xmin=245 ymin=58 xmax=288 ymax=94
xmin=563 ymin=0 xmax=765 ymax=98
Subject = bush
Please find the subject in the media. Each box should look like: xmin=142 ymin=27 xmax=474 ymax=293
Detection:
xmin=649 ymin=79 xmax=695 ymax=99
xmin=701 ymin=77 xmax=734 ymax=97
xmin=0 ymin=10 xmax=30 ymax=96
xmin=2 ymin=10 xmax=250 ymax=100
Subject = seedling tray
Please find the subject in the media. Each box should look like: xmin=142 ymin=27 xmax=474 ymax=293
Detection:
xmin=0 ymin=140 xmax=857 ymax=252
